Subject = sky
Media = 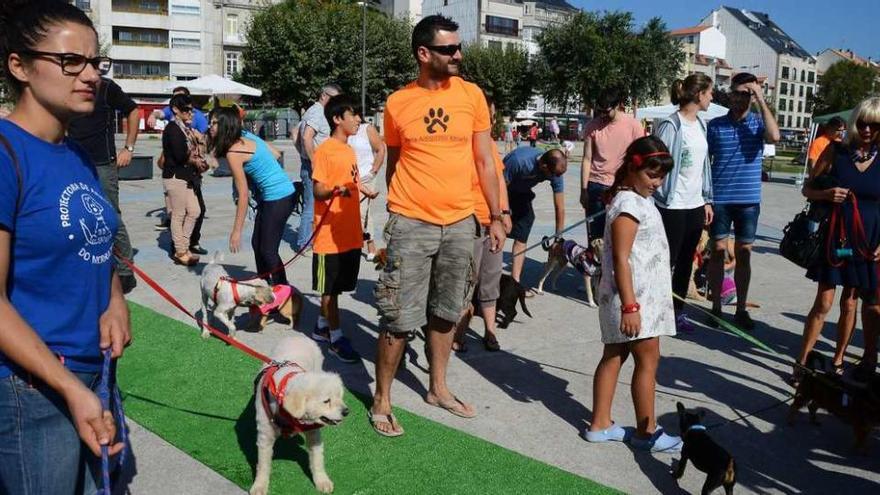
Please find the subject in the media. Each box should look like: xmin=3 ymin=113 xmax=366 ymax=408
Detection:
xmin=569 ymin=1 xmax=880 ymax=61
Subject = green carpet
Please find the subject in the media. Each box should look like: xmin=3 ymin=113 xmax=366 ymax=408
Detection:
xmin=120 ymin=302 xmax=620 ymax=494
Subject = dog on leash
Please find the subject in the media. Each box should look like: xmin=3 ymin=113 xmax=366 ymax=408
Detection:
xmin=788 ymin=351 xmax=880 ymax=453
xmin=200 ymin=252 xmax=276 ymax=339
xmin=674 ymin=402 xmax=737 ymax=495
xmin=250 ymin=335 xmax=349 ymax=494
xmin=246 ymin=284 xmax=305 ymax=333
xmin=535 ymin=236 xmax=603 ymax=307
xmin=496 ymin=274 xmax=533 ymax=328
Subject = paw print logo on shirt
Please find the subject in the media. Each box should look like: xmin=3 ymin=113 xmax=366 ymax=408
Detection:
xmin=350 ymin=163 xmax=359 ymax=184
xmin=424 ymin=107 xmax=450 ymax=134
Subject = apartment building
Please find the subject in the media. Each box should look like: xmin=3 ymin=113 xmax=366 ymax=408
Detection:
xmin=377 ymin=0 xmax=422 ymax=21
xmin=701 ymin=6 xmax=817 ymax=135
xmin=70 ymin=0 xmax=280 ymax=100
xmin=816 ymin=48 xmax=879 ymax=74
xmin=669 ymin=24 xmax=732 ymax=88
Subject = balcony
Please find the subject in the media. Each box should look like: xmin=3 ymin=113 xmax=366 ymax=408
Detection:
xmin=110 ymin=45 xmax=170 ymax=62
xmin=112 ymin=0 xmax=169 ymax=15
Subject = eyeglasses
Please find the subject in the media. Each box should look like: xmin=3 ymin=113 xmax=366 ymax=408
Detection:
xmin=19 ymin=50 xmax=112 ymax=76
xmin=731 ymin=90 xmax=752 ymax=98
xmin=856 ymin=120 xmax=880 ymax=132
xmin=210 ymin=120 xmax=218 ymax=126
xmin=426 ymin=44 xmax=462 ymax=56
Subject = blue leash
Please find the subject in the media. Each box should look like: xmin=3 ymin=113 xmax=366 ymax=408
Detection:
xmin=96 ymin=348 xmax=129 ymax=495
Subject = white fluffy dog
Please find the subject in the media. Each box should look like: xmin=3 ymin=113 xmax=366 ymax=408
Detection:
xmin=250 ymin=335 xmax=349 ymax=495
xmin=200 ymin=252 xmax=276 ymax=339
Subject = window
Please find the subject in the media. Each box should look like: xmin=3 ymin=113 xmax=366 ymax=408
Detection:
xmin=799 ymin=85 xmax=804 ymax=97
xmin=226 ymin=14 xmax=239 ymax=38
xmin=113 ymin=60 xmax=169 ymax=79
xmin=797 ymin=116 xmax=802 ymax=128
xmin=171 ymin=37 xmax=200 ymax=49
xmin=687 ymin=35 xmax=695 ymax=44
xmin=798 ymin=101 xmax=803 ymax=113
xmin=800 ymin=70 xmax=806 ymax=82
xmin=808 ymin=71 xmax=815 ymax=83
xmin=787 ymin=115 xmax=792 ymax=128
xmin=778 ymin=98 xmax=786 ymax=111
xmin=112 ymin=0 xmax=165 ymax=14
xmin=174 ymin=75 xmax=197 ymax=81
xmin=485 ymin=15 xmax=518 ymax=37
xmin=777 ymin=115 xmax=785 ymax=127
xmin=113 ymin=27 xmax=167 ymax=47
xmin=170 ymin=3 xmax=199 ymax=15
xmin=75 ymin=0 xmax=91 ymax=10
xmin=788 ymin=100 xmax=793 ymax=111
xmin=804 ymin=117 xmax=811 ymax=128
xmin=780 ymin=82 xmax=788 ymax=95
xmin=807 ymin=87 xmax=813 ymax=98
xmin=781 ymin=66 xmax=790 ymax=79
xmin=225 ymin=52 xmax=240 ymax=78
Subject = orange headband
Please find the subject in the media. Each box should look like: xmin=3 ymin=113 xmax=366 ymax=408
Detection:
xmin=631 ymin=151 xmax=670 ymax=168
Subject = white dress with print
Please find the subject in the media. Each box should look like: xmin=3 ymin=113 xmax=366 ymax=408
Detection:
xmin=597 ymin=190 xmax=676 ymax=344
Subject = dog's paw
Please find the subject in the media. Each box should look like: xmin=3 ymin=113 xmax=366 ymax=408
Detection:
xmin=248 ymin=483 xmax=268 ymax=495
xmin=585 ymin=300 xmax=598 ymax=308
xmin=200 ymin=329 xmax=211 ymax=340
xmin=314 ymin=474 xmax=334 ymax=493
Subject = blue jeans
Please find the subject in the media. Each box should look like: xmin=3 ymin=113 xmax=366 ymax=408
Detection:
xmin=295 ymin=161 xmax=314 ymax=250
xmin=710 ymin=203 xmax=761 ymax=244
xmin=0 ymin=371 xmax=100 ymax=494
xmin=585 ymin=181 xmax=610 ymax=242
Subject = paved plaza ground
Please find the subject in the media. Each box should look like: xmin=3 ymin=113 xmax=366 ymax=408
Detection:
xmin=114 ymin=136 xmax=879 ymax=494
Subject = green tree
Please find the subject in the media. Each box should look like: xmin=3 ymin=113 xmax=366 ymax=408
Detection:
xmin=241 ymin=0 xmax=415 ymax=112
xmin=811 ymin=61 xmax=878 ymax=115
xmin=460 ymin=43 xmax=534 ymax=117
xmin=534 ymin=11 xmax=683 ymax=112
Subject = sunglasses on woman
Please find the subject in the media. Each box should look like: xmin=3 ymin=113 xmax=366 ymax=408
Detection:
xmin=426 ymin=44 xmax=462 ymax=56
xmin=19 ymin=49 xmax=112 ymax=76
xmin=856 ymin=120 xmax=880 ymax=132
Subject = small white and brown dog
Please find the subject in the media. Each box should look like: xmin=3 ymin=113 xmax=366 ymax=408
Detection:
xmin=535 ymin=236 xmax=603 ymax=307
xmin=199 ymin=252 xmax=276 ymax=339
xmin=250 ymin=335 xmax=348 ymax=495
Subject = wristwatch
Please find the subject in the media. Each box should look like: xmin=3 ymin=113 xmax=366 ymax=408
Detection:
xmin=489 ymin=213 xmax=504 ymax=223
xmin=123 ymin=145 xmax=135 ymax=153
xmin=501 ymin=209 xmax=511 ymax=216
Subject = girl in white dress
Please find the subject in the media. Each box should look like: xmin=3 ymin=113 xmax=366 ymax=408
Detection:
xmin=587 ymin=136 xmax=682 ymax=453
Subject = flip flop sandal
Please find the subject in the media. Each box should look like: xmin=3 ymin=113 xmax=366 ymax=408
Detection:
xmin=832 ymin=362 xmax=845 ymax=376
xmin=524 ymin=288 xmax=538 ymax=298
xmin=452 ymin=340 xmax=468 ymax=353
xmin=368 ymin=410 xmax=404 ymax=437
xmin=483 ymin=336 xmax=500 ymax=352
xmin=426 ymin=395 xmax=477 ymax=419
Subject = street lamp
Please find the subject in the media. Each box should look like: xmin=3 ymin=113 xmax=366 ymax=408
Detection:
xmin=357 ymin=1 xmax=380 ymax=118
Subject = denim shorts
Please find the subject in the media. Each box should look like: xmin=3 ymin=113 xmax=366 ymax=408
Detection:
xmin=374 ymin=213 xmax=479 ymax=333
xmin=710 ymin=203 xmax=761 ymax=244
xmin=0 ymin=371 xmax=100 ymax=494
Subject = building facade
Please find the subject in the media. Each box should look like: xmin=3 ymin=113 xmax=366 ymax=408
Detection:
xmin=701 ymin=6 xmax=817 ymax=135
xmin=377 ymin=0 xmax=422 ymax=22
xmin=669 ymin=25 xmax=732 ymax=89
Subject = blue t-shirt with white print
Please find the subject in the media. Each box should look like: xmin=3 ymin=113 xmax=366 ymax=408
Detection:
xmin=0 ymin=119 xmax=119 ymax=377
xmin=707 ymin=111 xmax=766 ymax=204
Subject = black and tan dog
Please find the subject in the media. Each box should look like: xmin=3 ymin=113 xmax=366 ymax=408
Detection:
xmin=788 ymin=351 xmax=880 ymax=453
xmin=495 ymin=274 xmax=532 ymax=328
xmin=535 ymin=236 xmax=602 ymax=307
xmin=674 ymin=402 xmax=736 ymax=495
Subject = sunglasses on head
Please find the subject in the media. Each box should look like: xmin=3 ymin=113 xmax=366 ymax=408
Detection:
xmin=856 ymin=120 xmax=880 ymax=132
xmin=425 ymin=44 xmax=462 ymax=56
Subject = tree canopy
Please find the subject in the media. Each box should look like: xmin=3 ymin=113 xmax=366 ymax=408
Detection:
xmin=811 ymin=61 xmax=878 ymax=115
xmin=241 ymin=0 xmax=415 ymax=112
xmin=533 ymin=11 xmax=683 ymax=111
xmin=460 ymin=43 xmax=534 ymax=117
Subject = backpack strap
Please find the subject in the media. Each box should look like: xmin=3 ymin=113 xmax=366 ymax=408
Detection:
xmin=0 ymin=132 xmax=23 ymax=222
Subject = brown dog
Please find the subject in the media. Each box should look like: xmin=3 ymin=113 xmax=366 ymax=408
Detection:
xmin=535 ymin=236 xmax=602 ymax=307
xmin=246 ymin=285 xmax=304 ymax=332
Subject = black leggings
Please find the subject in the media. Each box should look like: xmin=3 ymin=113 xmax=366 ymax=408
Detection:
xmin=658 ymin=206 xmax=705 ymax=312
xmin=252 ymin=194 xmax=294 ymax=285
xmin=190 ymin=181 xmax=206 ymax=247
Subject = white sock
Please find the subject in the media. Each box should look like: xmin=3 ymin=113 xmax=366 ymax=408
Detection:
xmin=330 ymin=328 xmax=344 ymax=343
xmin=318 ymin=316 xmax=329 ymax=329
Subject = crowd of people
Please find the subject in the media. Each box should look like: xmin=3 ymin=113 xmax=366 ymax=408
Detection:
xmin=1 ymin=2 xmax=879 ymax=492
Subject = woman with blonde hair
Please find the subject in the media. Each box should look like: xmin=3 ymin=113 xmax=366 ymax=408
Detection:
xmin=653 ymin=73 xmax=714 ymax=333
xmin=797 ymin=97 xmax=880 ymax=383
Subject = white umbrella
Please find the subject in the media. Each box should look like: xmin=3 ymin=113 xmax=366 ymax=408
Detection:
xmin=635 ymin=102 xmax=728 ymax=121
xmin=517 ymin=119 xmax=537 ymax=126
xmin=165 ymin=74 xmax=262 ymax=99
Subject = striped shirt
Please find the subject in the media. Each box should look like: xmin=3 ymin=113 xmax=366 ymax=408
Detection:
xmin=707 ymin=112 xmax=765 ymax=204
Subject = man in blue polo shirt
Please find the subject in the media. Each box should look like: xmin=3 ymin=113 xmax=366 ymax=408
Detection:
xmin=504 ymin=147 xmax=567 ymax=290
xmin=706 ymin=72 xmax=780 ymax=330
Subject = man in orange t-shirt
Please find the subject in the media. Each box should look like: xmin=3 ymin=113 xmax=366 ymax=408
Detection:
xmin=311 ymin=95 xmax=378 ymax=363
xmin=807 ymin=116 xmax=845 ymax=174
xmin=370 ymin=15 xmax=506 ymax=437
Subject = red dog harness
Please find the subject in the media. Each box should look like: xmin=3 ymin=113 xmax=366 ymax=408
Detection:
xmin=255 ymin=361 xmax=323 ymax=437
xmin=212 ymin=279 xmax=242 ymax=305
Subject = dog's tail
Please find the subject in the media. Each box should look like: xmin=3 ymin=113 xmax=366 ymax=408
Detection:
xmin=518 ymin=290 xmax=533 ymax=318
xmin=723 ymin=458 xmax=736 ymax=486
xmin=209 ymin=250 xmax=224 ymax=265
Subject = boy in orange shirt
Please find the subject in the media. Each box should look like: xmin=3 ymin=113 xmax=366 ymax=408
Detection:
xmin=311 ymin=94 xmax=378 ymax=363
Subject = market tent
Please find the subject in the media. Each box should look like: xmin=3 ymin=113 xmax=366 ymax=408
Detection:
xmin=812 ymin=108 xmax=852 ymax=124
xmin=166 ymin=74 xmax=262 ymax=99
xmin=635 ymin=102 xmax=729 ymax=121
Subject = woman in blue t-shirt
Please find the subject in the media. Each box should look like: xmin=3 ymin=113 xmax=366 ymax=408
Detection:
xmin=210 ymin=107 xmax=295 ymax=285
xmin=0 ymin=2 xmax=130 ymax=492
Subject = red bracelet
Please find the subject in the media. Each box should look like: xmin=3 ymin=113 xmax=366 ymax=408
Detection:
xmin=621 ymin=302 xmax=640 ymax=314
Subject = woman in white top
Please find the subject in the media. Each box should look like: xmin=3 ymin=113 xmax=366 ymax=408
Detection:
xmin=653 ymin=74 xmax=714 ymax=333
xmin=348 ymin=116 xmax=386 ymax=260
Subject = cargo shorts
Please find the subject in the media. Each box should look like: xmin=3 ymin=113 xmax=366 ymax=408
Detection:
xmin=374 ymin=212 xmax=479 ymax=333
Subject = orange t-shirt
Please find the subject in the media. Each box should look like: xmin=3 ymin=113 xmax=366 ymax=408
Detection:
xmin=472 ymin=141 xmax=505 ymax=226
xmin=808 ymin=134 xmax=831 ymax=163
xmin=311 ymin=139 xmax=363 ymax=254
xmin=384 ymin=76 xmax=491 ymax=225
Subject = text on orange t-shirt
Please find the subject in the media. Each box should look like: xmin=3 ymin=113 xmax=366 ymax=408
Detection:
xmin=384 ymin=76 xmax=491 ymax=226
xmin=472 ymin=140 xmax=506 ymax=226
xmin=311 ymin=138 xmax=363 ymax=254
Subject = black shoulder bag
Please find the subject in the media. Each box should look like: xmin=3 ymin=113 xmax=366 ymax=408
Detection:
xmin=778 ymin=151 xmax=838 ymax=269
